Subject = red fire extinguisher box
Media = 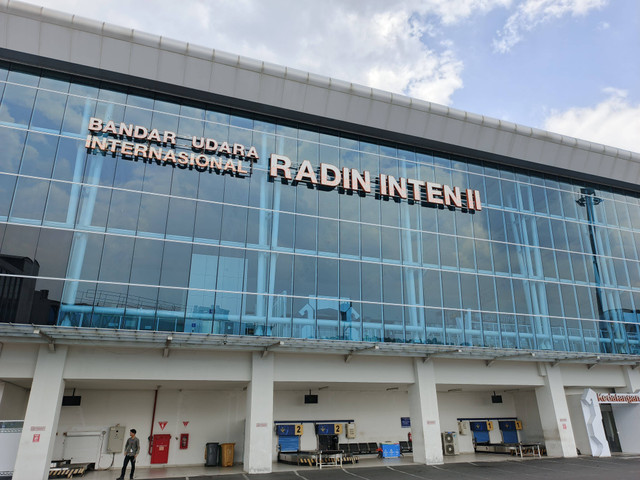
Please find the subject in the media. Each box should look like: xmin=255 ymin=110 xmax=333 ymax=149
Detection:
xmin=151 ymin=434 xmax=171 ymax=464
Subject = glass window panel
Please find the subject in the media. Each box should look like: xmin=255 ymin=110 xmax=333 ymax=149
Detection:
xmin=361 ymin=224 xmax=380 ymax=260
xmin=460 ymin=274 xmax=479 ymax=310
xmin=75 ymin=185 xmax=110 ymax=231
xmin=248 ymin=173 xmax=272 ymax=210
xmin=361 ymin=263 xmax=381 ymax=302
xmin=19 ymin=132 xmax=58 ymax=177
xmin=381 ymin=226 xmax=401 ymax=261
xmin=30 ymin=89 xmax=66 ymax=132
xmin=243 ymin=249 xmax=267 ymax=294
xmin=159 ymin=242 xmax=193 ymax=288
xmin=439 ymin=235 xmax=458 ymax=268
xmin=484 ymin=176 xmax=502 ymax=206
xmin=541 ymin=249 xmax=558 ymax=279
xmin=570 ymin=253 xmax=588 ymax=283
xmin=340 ymin=259 xmax=360 ymax=302
xmin=426 ymin=309 xmax=444 ymax=344
xmin=246 ymin=208 xmax=270 ymax=247
xmin=317 ymin=257 xmax=338 ymax=298
xmin=475 ymin=239 xmax=492 ymax=272
xmin=157 ymin=287 xmax=187 ymax=332
xmin=0 ymin=174 xmax=17 ymax=219
xmin=0 ymin=84 xmax=37 ymax=126
xmin=30 ymin=228 xmax=72 ymax=279
xmin=531 ymin=186 xmax=548 ymax=214
xmin=113 ymin=157 xmax=144 ymax=191
xmin=124 ymin=285 xmax=159 ymax=330
xmin=1 ymin=224 xmax=40 ymax=265
xmin=165 ymin=197 xmax=195 ymax=239
xmin=547 ymin=189 xmax=564 ymax=217
xmin=296 ymin=183 xmax=317 ymax=216
xmin=220 ymin=204 xmax=248 ymax=245
xmin=564 ymin=221 xmax=584 ymax=253
xmin=98 ymin=235 xmax=134 ymax=283
xmin=495 ymin=277 xmax=514 ymax=312
xmin=613 ymin=259 xmax=630 ymax=287
xmin=498 ymin=314 xmax=517 ymax=348
xmin=295 ymin=215 xmax=317 ymax=252
xmin=107 ymin=190 xmax=140 ymax=232
xmin=458 ymin=237 xmax=475 ymax=270
xmin=129 ymin=238 xmax=164 ymax=285
xmin=269 ymin=253 xmax=293 ymax=331
xmin=0 ymin=127 xmax=27 ymax=174
xmin=556 ymin=251 xmax=573 ymax=281
xmin=292 ymin=255 xmax=316 ymax=322
xmin=423 ymin=269 xmax=442 ymax=307
xmin=51 ymin=137 xmax=85 ymax=182
xmin=61 ymin=96 xmax=96 ymax=136
xmin=43 ymin=181 xmax=73 ymax=225
xmin=83 ymin=151 xmax=117 ymax=187
xmin=339 ymin=221 xmax=359 ymax=257
xmin=381 ymin=197 xmax=399 ymax=228
xmin=318 ymin=218 xmax=338 ymax=255
xmin=501 ymin=179 xmax=518 ymax=209
xmin=10 ymin=177 xmax=49 ymax=223
xmin=441 ymin=271 xmax=461 ymax=309
xmin=488 ymin=210 xmax=506 ymax=242
xmin=362 ymin=303 xmax=383 ymax=342
xmin=545 ymin=283 xmax=563 ymax=317
xmin=491 ymin=242 xmax=510 ymax=274
xmin=478 ymin=275 xmax=497 ymax=312
xmin=512 ymin=279 xmax=531 ymax=314
xmin=274 ymin=211 xmax=294 ymax=249
xmin=575 ymin=285 xmax=595 ymax=319
xmin=223 ymin=176 xmax=250 ymax=207
xmin=560 ymin=284 xmax=579 ymax=318
xmin=140 ymin=161 xmax=173 ymax=195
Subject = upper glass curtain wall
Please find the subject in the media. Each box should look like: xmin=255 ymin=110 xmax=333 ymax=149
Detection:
xmin=0 ymin=61 xmax=639 ymax=355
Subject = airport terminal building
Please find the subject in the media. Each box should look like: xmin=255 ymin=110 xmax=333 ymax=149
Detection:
xmin=1 ymin=1 xmax=640 ymax=479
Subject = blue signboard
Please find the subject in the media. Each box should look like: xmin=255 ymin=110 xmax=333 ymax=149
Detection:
xmin=401 ymin=417 xmax=411 ymax=428
xmin=316 ymin=423 xmax=335 ymax=435
xmin=276 ymin=424 xmax=295 ymax=436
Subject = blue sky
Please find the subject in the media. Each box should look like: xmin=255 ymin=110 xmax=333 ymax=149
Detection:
xmin=25 ymin=0 xmax=640 ymax=153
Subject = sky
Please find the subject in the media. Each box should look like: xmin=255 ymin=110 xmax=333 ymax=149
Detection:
xmin=23 ymin=0 xmax=640 ymax=153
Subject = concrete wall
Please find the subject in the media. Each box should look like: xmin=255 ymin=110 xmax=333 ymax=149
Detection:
xmin=512 ymin=390 xmax=544 ymax=444
xmin=54 ymin=388 xmax=247 ymax=468
xmin=0 ymin=382 xmax=29 ymax=419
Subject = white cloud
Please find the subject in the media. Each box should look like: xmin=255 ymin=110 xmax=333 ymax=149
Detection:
xmin=543 ymin=88 xmax=640 ymax=153
xmin=493 ymin=0 xmax=607 ymax=53
xmin=26 ymin=0 xmax=509 ymax=105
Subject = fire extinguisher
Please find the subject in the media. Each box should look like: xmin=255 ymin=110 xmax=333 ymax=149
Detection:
xmin=408 ymin=432 xmax=412 ymax=443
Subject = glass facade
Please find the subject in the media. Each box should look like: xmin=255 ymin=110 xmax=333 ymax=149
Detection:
xmin=1 ymin=61 xmax=640 ymax=354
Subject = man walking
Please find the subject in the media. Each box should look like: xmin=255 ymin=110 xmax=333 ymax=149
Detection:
xmin=117 ymin=429 xmax=140 ymax=480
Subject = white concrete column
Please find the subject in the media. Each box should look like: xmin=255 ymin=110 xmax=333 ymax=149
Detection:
xmin=612 ymin=366 xmax=640 ymax=453
xmin=243 ymin=352 xmax=274 ymax=474
xmin=13 ymin=345 xmax=68 ymax=480
xmin=408 ymin=359 xmax=443 ymax=465
xmin=535 ymin=362 xmax=577 ymax=457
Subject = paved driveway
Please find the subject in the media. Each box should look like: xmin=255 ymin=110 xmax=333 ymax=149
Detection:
xmin=149 ymin=456 xmax=640 ymax=480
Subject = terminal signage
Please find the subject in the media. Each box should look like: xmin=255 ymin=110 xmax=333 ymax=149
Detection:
xmin=85 ymin=117 xmax=481 ymax=212
xmin=269 ymin=154 xmax=482 ymax=211
xmin=596 ymin=392 xmax=640 ymax=404
xmin=86 ymin=117 xmax=257 ymax=174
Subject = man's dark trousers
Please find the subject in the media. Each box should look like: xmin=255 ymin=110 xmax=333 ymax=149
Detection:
xmin=119 ymin=455 xmax=135 ymax=479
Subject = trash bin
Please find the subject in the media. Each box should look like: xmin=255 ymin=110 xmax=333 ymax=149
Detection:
xmin=220 ymin=442 xmax=235 ymax=467
xmin=205 ymin=442 xmax=220 ymax=466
